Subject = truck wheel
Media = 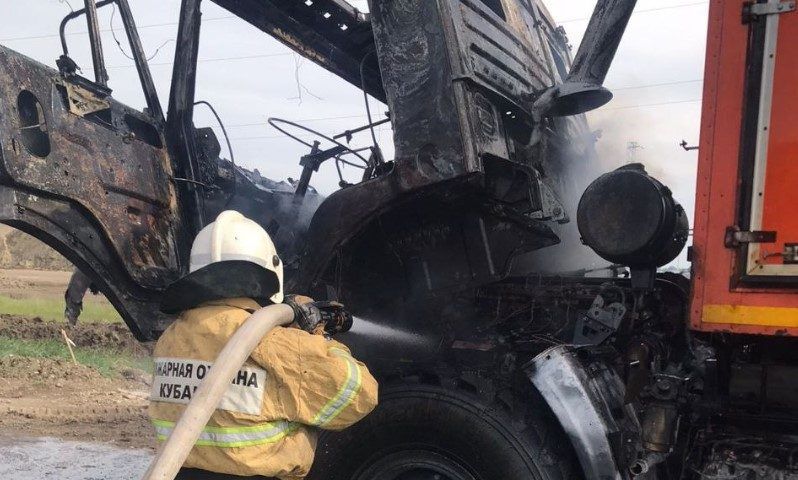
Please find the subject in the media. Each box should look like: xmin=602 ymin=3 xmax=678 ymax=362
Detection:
xmin=308 ymin=383 xmax=579 ymax=480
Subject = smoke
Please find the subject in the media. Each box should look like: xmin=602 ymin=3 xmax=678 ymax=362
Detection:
xmin=590 ymin=107 xmax=698 ymax=271
xmin=592 ymin=112 xmax=667 ymax=180
xmin=514 ymin=92 xmax=700 ymax=274
xmin=514 ymin=120 xmax=613 ymax=274
xmin=562 ymin=108 xmax=697 ymax=272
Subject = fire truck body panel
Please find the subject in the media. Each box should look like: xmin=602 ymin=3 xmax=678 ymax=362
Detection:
xmin=691 ymin=0 xmax=798 ymax=335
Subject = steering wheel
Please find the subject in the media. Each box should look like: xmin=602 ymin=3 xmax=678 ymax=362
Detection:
xmin=267 ymin=117 xmax=370 ymax=169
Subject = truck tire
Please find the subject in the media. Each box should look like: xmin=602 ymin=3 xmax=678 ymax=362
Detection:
xmin=307 ymin=383 xmax=579 ymax=480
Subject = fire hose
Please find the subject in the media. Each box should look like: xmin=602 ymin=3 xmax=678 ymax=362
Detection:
xmin=140 ymin=303 xmax=295 ymax=480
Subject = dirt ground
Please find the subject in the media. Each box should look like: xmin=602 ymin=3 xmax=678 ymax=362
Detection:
xmin=0 ymin=268 xmax=74 ymax=298
xmin=0 ymin=315 xmax=155 ymax=449
xmin=0 ymin=356 xmax=155 ymax=449
xmin=0 ymin=315 xmax=151 ymax=355
xmin=0 ymin=259 xmax=157 ymax=450
xmin=0 ymin=226 xmax=72 ymax=271
xmin=0 ymin=267 xmax=116 ymax=310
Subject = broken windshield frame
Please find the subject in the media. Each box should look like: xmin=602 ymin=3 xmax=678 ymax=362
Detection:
xmin=57 ymin=0 xmax=164 ymax=123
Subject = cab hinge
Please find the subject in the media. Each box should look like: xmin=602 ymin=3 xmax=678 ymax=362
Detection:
xmin=744 ymin=0 xmax=796 ymax=21
xmin=725 ymin=226 xmax=777 ymax=248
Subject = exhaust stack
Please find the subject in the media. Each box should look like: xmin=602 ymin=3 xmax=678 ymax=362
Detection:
xmin=546 ymin=0 xmax=638 ymax=116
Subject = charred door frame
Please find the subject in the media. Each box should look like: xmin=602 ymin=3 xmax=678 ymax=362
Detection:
xmin=165 ymin=0 xmax=206 ymax=236
xmin=0 ymin=1 xmax=189 ymax=340
xmin=58 ymin=0 xmax=164 ymax=123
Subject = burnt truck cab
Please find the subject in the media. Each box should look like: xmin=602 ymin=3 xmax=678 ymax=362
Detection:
xmin=0 ymin=0 xmax=617 ymax=340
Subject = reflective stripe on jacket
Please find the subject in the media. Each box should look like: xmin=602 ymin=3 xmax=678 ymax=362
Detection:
xmin=148 ymin=297 xmax=378 ymax=479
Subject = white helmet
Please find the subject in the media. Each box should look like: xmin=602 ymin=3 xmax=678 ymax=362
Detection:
xmin=189 ymin=210 xmax=284 ymax=302
xmin=161 ymin=211 xmax=283 ymax=313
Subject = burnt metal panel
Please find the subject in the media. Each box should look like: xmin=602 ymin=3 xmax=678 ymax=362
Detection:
xmin=368 ymin=0 xmax=565 ymax=206
xmin=0 ymin=45 xmax=182 ymax=339
xmin=444 ymin=0 xmax=553 ymax=106
xmin=369 ymin=0 xmax=470 ymax=185
xmin=0 ymin=186 xmax=175 ymax=339
xmin=292 ymin=0 xmax=590 ymax=296
xmin=0 ymin=46 xmax=180 ymax=287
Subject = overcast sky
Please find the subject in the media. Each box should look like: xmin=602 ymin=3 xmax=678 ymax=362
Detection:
xmin=0 ymin=0 xmax=708 ymax=269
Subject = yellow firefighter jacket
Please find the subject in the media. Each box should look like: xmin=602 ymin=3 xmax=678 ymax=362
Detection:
xmin=148 ymin=297 xmax=378 ymax=479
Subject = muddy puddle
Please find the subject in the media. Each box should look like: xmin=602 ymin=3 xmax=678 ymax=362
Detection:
xmin=0 ymin=436 xmax=152 ymax=479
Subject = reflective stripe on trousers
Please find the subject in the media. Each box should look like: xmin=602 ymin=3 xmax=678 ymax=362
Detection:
xmin=152 ymin=419 xmax=299 ymax=448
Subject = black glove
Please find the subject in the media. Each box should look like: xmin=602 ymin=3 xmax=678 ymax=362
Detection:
xmin=284 ymin=296 xmax=354 ymax=336
xmin=315 ymin=301 xmax=354 ymax=335
xmin=284 ymin=295 xmax=323 ymax=333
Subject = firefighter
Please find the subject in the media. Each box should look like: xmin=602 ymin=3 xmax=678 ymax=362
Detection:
xmin=63 ymin=269 xmax=97 ymax=327
xmin=149 ymin=210 xmax=378 ymax=480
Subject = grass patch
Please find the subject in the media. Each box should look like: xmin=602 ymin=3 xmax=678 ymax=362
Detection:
xmin=0 ymin=295 xmax=122 ymax=324
xmin=0 ymin=337 xmax=150 ymax=377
